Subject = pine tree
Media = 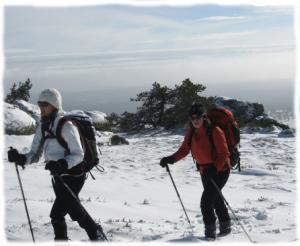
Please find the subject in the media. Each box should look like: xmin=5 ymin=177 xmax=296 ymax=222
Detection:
xmin=117 ymin=78 xmax=215 ymax=131
xmin=5 ymin=78 xmax=33 ymax=104
xmin=131 ymin=82 xmax=172 ymax=128
xmin=164 ymin=78 xmax=208 ymax=127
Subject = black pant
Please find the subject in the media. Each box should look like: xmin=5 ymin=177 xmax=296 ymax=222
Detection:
xmin=50 ymin=174 xmax=103 ymax=240
xmin=50 ymin=175 xmax=86 ymax=222
xmin=200 ymin=169 xmax=230 ymax=225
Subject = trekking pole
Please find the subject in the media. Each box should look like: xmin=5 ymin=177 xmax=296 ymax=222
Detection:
xmin=52 ymin=175 xmax=108 ymax=242
xmin=209 ymin=178 xmax=256 ymax=243
xmin=165 ymin=164 xmax=194 ymax=233
xmin=14 ymin=163 xmax=35 ymax=243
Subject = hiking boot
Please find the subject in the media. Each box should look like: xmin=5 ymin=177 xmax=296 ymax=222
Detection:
xmin=51 ymin=217 xmax=69 ymax=241
xmin=91 ymin=224 xmax=107 ymax=241
xmin=218 ymin=220 xmax=231 ymax=237
xmin=204 ymin=223 xmax=216 ymax=240
xmin=78 ymin=215 xmax=107 ymax=241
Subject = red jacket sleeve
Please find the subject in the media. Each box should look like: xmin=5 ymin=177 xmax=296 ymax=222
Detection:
xmin=212 ymin=127 xmax=230 ymax=172
xmin=173 ymin=129 xmax=192 ymax=162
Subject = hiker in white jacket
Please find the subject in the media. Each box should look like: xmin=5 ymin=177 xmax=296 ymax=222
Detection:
xmin=7 ymin=88 xmax=105 ymax=241
xmin=25 ymin=110 xmax=84 ymax=169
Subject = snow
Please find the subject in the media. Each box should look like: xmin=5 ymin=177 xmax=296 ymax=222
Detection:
xmin=14 ymin=100 xmax=41 ymax=122
xmin=84 ymin=111 xmax=107 ymax=124
xmin=5 ymin=102 xmax=107 ymax=132
xmin=3 ymin=129 xmax=296 ymax=243
xmin=69 ymin=110 xmax=107 ymax=124
xmin=4 ymin=103 xmax=36 ymax=132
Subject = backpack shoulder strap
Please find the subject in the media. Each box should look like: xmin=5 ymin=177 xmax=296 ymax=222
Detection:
xmin=205 ymin=123 xmax=217 ymax=162
xmin=206 ymin=124 xmax=214 ymax=146
xmin=187 ymin=126 xmax=197 ymax=166
xmin=55 ymin=117 xmax=70 ymax=153
xmin=188 ymin=126 xmax=195 ymax=148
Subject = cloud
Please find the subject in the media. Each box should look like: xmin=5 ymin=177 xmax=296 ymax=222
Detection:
xmin=3 ymin=4 xmax=295 ymax=97
xmin=195 ymin=15 xmax=247 ymax=22
xmin=253 ymin=6 xmax=293 ymax=15
xmin=4 ymin=40 xmax=294 ymax=75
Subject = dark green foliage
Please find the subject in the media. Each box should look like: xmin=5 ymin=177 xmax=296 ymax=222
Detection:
xmin=5 ymin=124 xmax=36 ymax=135
xmin=5 ymin=78 xmax=33 ymax=104
xmin=163 ymin=78 xmax=210 ymax=127
xmin=93 ymin=121 xmax=113 ymax=132
xmin=96 ymin=78 xmax=287 ymax=133
xmin=106 ymin=113 xmax=119 ymax=126
xmin=101 ymin=113 xmax=119 ymax=131
xmin=114 ymin=78 xmax=215 ymax=131
xmin=86 ymin=78 xmax=287 ymax=133
xmin=118 ymin=111 xmax=142 ymax=132
xmin=131 ymin=82 xmax=172 ymax=128
xmin=99 ymin=112 xmax=128 ymax=132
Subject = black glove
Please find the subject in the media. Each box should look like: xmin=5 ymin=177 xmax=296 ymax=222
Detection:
xmin=45 ymin=159 xmax=68 ymax=175
xmin=7 ymin=147 xmax=27 ymax=168
xmin=160 ymin=155 xmax=175 ymax=168
xmin=203 ymin=165 xmax=217 ymax=178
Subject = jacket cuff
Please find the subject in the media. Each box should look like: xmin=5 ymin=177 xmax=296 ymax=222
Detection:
xmin=57 ymin=159 xmax=68 ymax=170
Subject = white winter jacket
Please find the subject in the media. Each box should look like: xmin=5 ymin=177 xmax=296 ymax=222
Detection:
xmin=25 ymin=111 xmax=84 ymax=169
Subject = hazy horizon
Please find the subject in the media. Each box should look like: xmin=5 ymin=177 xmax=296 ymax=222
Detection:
xmin=21 ymin=79 xmax=293 ymax=114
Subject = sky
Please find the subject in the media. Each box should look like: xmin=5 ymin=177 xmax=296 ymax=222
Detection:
xmin=3 ymin=3 xmax=296 ymax=113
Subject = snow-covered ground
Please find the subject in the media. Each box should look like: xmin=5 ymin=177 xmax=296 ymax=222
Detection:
xmin=3 ymin=129 xmax=296 ymax=243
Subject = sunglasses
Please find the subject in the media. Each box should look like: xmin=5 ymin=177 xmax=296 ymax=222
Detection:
xmin=190 ymin=115 xmax=204 ymax=121
xmin=38 ymin=101 xmax=51 ymax=108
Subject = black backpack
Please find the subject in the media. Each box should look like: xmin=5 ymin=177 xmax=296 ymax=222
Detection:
xmin=44 ymin=114 xmax=102 ymax=178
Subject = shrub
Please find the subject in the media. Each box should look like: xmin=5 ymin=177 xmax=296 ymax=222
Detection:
xmin=93 ymin=121 xmax=112 ymax=131
xmin=5 ymin=78 xmax=33 ymax=104
xmin=5 ymin=124 xmax=36 ymax=135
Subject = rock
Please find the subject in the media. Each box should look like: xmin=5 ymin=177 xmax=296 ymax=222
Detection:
xmin=14 ymin=99 xmax=41 ymax=122
xmin=14 ymin=101 xmax=108 ymax=125
xmin=142 ymin=199 xmax=150 ymax=205
xmin=69 ymin=110 xmax=107 ymax=124
xmin=110 ymin=135 xmax=129 ymax=145
xmin=241 ymin=126 xmax=280 ymax=134
xmin=214 ymin=97 xmax=290 ymax=131
xmin=246 ymin=114 xmax=289 ymax=132
xmin=278 ymin=129 xmax=295 ymax=138
xmin=83 ymin=111 xmax=107 ymax=124
xmin=4 ymin=103 xmax=36 ymax=135
xmin=215 ymin=96 xmax=264 ymax=125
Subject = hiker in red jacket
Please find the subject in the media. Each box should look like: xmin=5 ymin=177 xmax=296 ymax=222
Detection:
xmin=160 ymin=103 xmax=231 ymax=240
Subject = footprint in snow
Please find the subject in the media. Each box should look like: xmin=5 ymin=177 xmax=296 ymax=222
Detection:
xmin=254 ymin=211 xmax=268 ymax=220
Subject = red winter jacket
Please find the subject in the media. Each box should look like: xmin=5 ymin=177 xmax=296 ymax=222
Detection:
xmin=173 ymin=126 xmax=231 ymax=173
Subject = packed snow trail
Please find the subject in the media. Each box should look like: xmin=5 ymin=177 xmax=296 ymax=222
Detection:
xmin=4 ymin=130 xmax=296 ymax=242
